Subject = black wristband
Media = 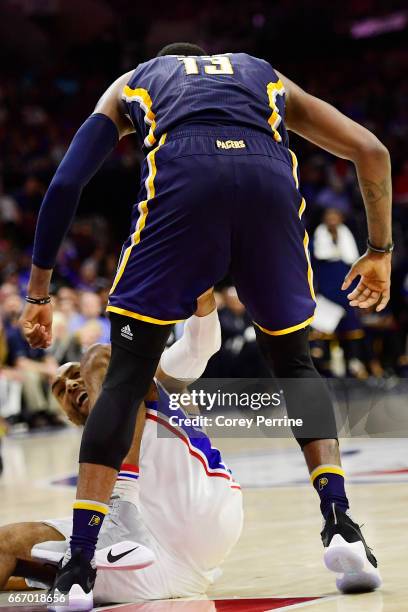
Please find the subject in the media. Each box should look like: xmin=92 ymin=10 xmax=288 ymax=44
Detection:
xmin=367 ymin=239 xmax=394 ymax=254
xmin=25 ymin=295 xmax=51 ymax=305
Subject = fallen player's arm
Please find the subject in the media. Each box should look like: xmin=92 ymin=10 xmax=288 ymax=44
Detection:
xmin=4 ymin=577 xmax=30 ymax=591
xmin=278 ymin=71 xmax=392 ymax=311
xmin=4 ymin=562 xmax=56 ymax=591
xmin=156 ymin=289 xmax=221 ymax=411
xmin=22 ymin=71 xmax=135 ymax=348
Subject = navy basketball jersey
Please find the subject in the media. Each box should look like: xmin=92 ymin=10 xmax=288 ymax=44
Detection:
xmin=122 ymin=53 xmax=289 ymax=149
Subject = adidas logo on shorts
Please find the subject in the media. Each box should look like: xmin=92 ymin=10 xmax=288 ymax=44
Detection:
xmin=121 ymin=324 xmax=133 ymax=340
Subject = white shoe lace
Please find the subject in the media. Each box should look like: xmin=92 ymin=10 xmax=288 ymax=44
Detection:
xmin=104 ymin=494 xmax=121 ymax=529
xmin=61 ymin=547 xmax=71 ymax=568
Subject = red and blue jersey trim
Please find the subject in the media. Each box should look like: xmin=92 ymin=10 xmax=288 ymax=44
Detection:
xmin=145 ymin=382 xmax=240 ymax=489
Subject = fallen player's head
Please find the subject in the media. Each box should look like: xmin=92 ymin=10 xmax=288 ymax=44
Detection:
xmin=157 ymin=42 xmax=207 ymax=56
xmin=51 ymin=361 xmax=89 ymax=425
xmin=52 ymin=343 xmax=158 ymax=425
xmin=51 ymin=343 xmax=111 ymax=425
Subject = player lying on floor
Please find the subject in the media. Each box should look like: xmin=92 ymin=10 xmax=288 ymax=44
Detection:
xmin=0 ymin=292 xmax=244 ymax=604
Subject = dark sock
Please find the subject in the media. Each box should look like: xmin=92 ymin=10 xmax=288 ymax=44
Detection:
xmin=311 ymin=465 xmax=349 ymax=519
xmin=70 ymin=500 xmax=109 ymax=562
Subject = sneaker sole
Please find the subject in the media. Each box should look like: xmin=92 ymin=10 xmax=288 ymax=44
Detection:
xmin=324 ymin=534 xmax=382 ymax=593
xmin=48 ymin=586 xmax=93 ymax=612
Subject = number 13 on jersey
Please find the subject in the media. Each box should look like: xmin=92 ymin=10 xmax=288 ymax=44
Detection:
xmin=178 ymin=55 xmax=234 ymax=75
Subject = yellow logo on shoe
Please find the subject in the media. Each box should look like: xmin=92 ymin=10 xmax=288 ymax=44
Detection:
xmin=319 ymin=477 xmax=329 ymax=490
xmin=216 ymin=139 xmax=246 ymax=149
xmin=88 ymin=514 xmax=101 ymax=526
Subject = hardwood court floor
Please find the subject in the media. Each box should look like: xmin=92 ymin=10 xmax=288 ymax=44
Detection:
xmin=0 ymin=429 xmax=407 ymax=611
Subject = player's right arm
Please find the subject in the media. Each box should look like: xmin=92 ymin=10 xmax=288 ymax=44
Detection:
xmin=21 ymin=72 xmax=135 ymax=349
xmin=278 ymin=71 xmax=392 ymax=312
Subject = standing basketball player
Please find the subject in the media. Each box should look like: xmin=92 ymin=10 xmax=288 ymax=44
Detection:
xmin=20 ymin=43 xmax=391 ymax=608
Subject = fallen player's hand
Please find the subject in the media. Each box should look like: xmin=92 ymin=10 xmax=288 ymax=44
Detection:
xmin=342 ymin=251 xmax=391 ymax=312
xmin=195 ymin=287 xmax=216 ymax=317
xmin=20 ymin=302 xmax=53 ymax=349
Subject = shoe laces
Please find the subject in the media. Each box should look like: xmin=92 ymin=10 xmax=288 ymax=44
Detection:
xmin=105 ymin=494 xmax=121 ymax=529
xmin=61 ymin=547 xmax=71 ymax=568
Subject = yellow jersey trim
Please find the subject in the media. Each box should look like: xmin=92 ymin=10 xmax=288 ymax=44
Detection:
xmin=106 ymin=305 xmax=184 ymax=326
xmin=73 ymin=501 xmax=109 ymax=515
xmin=109 ymin=133 xmax=167 ymax=296
xmin=267 ymin=79 xmax=285 ymax=142
xmin=122 ymin=85 xmax=157 ymax=148
xmin=310 ymin=465 xmax=345 ymax=483
xmin=254 ymin=315 xmax=315 ymax=336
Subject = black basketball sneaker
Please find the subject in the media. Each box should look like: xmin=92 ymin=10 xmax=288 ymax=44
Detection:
xmin=322 ymin=504 xmax=382 ymax=593
xmin=48 ymin=548 xmax=96 ymax=611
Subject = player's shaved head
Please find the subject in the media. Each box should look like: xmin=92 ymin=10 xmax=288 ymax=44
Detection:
xmin=52 ymin=344 xmax=159 ymax=427
xmin=157 ymin=42 xmax=207 ymax=57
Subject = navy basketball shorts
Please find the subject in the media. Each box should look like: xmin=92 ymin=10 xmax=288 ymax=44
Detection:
xmin=107 ymin=126 xmax=316 ymax=336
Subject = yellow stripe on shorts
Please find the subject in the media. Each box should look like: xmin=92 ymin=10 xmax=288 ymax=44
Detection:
xmin=289 ymin=149 xmax=316 ymax=303
xmin=253 ymin=316 xmax=315 ymax=337
xmin=106 ymin=305 xmax=183 ymax=326
xmin=109 ymin=133 xmax=167 ymax=296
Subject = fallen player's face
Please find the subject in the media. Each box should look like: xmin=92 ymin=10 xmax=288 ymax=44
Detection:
xmin=51 ymin=362 xmax=90 ymax=425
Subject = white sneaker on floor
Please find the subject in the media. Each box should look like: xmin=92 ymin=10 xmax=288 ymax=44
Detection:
xmin=322 ymin=504 xmax=382 ymax=593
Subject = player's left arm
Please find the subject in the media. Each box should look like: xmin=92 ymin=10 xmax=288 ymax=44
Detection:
xmin=277 ymin=70 xmax=392 ymax=311
xmin=21 ymin=72 xmax=135 ymax=349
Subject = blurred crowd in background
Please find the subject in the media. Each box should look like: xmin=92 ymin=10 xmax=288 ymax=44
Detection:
xmin=0 ymin=0 xmax=407 ymax=433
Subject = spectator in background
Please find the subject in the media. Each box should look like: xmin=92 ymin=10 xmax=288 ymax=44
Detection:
xmin=77 ymin=259 xmax=100 ymax=291
xmin=0 ymin=311 xmax=24 ymax=429
xmin=359 ymin=307 xmax=405 ymax=377
xmin=55 ymin=287 xmax=79 ymax=327
xmin=296 ymin=157 xmax=326 ymax=206
xmin=49 ymin=310 xmax=71 ymax=364
xmin=68 ymin=291 xmax=110 ymax=344
xmin=313 ymin=208 xmax=359 ymax=266
xmin=0 ymin=183 xmax=21 ymax=240
xmin=312 ymin=208 xmax=368 ymax=377
xmin=54 ymin=319 xmax=103 ymax=365
xmin=394 ymin=160 xmax=408 ymax=207
xmin=1 ymin=293 xmax=60 ymax=429
xmin=316 ymin=176 xmax=352 ymax=216
xmin=12 ymin=175 xmax=46 ymax=244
